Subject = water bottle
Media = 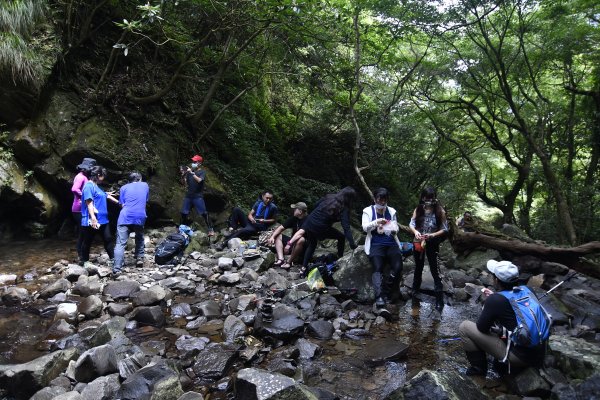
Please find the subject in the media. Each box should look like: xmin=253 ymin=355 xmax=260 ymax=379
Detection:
xmin=239 ymin=242 xmax=246 ymax=256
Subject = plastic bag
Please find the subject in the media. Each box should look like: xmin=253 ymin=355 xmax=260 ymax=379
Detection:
xmin=306 ymin=268 xmax=326 ymax=291
xmin=377 ymin=220 xmax=399 ymax=236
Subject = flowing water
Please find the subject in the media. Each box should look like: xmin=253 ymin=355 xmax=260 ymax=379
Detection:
xmin=0 ymin=239 xmax=498 ymax=399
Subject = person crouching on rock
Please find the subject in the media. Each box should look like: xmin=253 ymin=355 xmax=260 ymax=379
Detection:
xmin=80 ymin=166 xmax=119 ymax=266
xmin=362 ymin=187 xmax=403 ymax=308
xmin=217 ymin=190 xmax=278 ymax=250
xmin=267 ymin=201 xmax=309 ymax=269
xmin=459 ymin=260 xmax=547 ymax=376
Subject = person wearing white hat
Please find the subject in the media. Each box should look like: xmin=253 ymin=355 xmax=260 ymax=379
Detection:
xmin=458 ymin=259 xmax=546 ymax=376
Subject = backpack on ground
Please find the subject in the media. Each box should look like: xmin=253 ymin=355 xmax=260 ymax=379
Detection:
xmin=498 ymin=286 xmax=552 ymax=361
xmin=155 ymin=225 xmax=193 ymax=266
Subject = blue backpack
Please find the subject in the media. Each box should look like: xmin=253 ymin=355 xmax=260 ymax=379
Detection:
xmin=499 ymin=286 xmax=552 ymax=348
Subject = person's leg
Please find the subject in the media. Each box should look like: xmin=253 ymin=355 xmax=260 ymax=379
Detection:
xmin=412 ymin=251 xmax=425 ymax=293
xmin=113 ymin=224 xmax=129 ymax=272
xmin=288 ymin=236 xmax=305 ymax=265
xmin=191 ymin=197 xmax=213 ymax=235
xmin=229 ymin=207 xmax=248 ymax=229
xmin=133 ymin=224 xmax=145 ymax=264
xmin=73 ymin=212 xmax=83 ymax=261
xmin=383 ymin=246 xmax=403 ymax=303
xmin=275 ymin=235 xmax=287 ymax=262
xmin=80 ymin=226 xmax=95 ymax=263
xmin=323 ymin=227 xmax=345 ymax=257
xmin=202 ymin=213 xmax=214 ymax=235
xmin=99 ymin=223 xmax=115 ymax=260
xmin=459 ymin=320 xmax=529 ymax=367
xmin=302 ymin=233 xmax=318 ymax=270
xmin=426 ymin=239 xmax=444 ymax=310
xmin=369 ymin=252 xmax=385 ymax=307
xmin=181 ymin=197 xmax=193 ymax=225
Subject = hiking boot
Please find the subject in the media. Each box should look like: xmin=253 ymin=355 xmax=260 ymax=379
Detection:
xmin=435 ymin=291 xmax=444 ymax=312
xmin=465 ymin=351 xmax=487 ymax=377
xmin=111 ymin=270 xmax=121 ymax=279
xmin=135 ymin=258 xmax=144 ymax=267
xmin=375 ymin=297 xmax=386 ymax=308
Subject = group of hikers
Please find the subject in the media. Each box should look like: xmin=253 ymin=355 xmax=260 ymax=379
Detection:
xmin=70 ymin=154 xmax=549 ymax=379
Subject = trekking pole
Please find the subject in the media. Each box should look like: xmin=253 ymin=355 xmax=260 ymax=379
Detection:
xmin=438 ymin=337 xmax=461 ymax=343
xmin=538 ymin=271 xmax=578 ymax=300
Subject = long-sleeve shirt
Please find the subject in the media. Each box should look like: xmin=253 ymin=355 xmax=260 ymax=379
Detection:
xmin=71 ymin=172 xmax=89 ymax=213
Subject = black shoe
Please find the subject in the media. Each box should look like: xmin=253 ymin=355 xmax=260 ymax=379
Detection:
xmin=435 ymin=292 xmax=444 ymax=312
xmin=375 ymin=297 xmax=386 ymax=308
xmin=111 ymin=270 xmax=121 ymax=279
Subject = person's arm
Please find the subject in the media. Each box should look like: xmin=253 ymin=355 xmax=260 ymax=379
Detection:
xmin=409 ymin=208 xmax=423 ymax=240
xmin=71 ymin=175 xmax=85 ymax=196
xmin=87 ymin=199 xmax=99 ymax=229
xmin=286 ymin=228 xmax=305 ymax=248
xmin=106 ymin=191 xmax=119 ymax=205
xmin=267 ymin=225 xmax=285 ymax=245
xmin=340 ymin=208 xmax=357 ymax=249
xmin=188 ymin=170 xmax=204 ymax=183
xmin=429 ymin=208 xmax=449 ymax=239
xmin=476 ymin=294 xmax=503 ymax=333
xmin=362 ymin=207 xmax=386 ymax=232
xmin=248 ymin=206 xmax=257 ymax=224
xmin=259 ymin=205 xmax=277 ymax=225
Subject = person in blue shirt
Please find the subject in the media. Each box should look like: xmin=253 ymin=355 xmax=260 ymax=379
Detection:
xmin=80 ymin=166 xmax=119 ymax=265
xmin=113 ymin=171 xmax=150 ymax=275
xmin=217 ymin=190 xmax=278 ymax=250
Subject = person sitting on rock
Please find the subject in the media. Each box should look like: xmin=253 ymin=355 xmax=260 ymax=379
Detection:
xmin=267 ymin=201 xmax=309 ymax=268
xmin=113 ymin=171 xmax=149 ymax=275
xmin=286 ymin=186 xmax=358 ymax=276
xmin=218 ymin=190 xmax=278 ymax=250
xmin=362 ymin=187 xmax=403 ymax=308
xmin=459 ymin=260 xmax=547 ymax=376
xmin=457 ymin=211 xmax=474 ymax=232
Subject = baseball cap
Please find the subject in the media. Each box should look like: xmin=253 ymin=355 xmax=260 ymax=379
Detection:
xmin=487 ymin=260 xmax=519 ymax=282
xmin=290 ymin=202 xmax=307 ymax=211
xmin=191 ymin=155 xmax=203 ymax=163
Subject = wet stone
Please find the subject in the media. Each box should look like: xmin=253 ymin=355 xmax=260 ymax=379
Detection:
xmin=73 ymin=344 xmax=118 ymax=383
xmin=235 ymin=368 xmax=316 ymax=400
xmin=185 ymin=316 xmax=208 ymax=330
xmin=54 ymin=303 xmax=78 ymax=323
xmin=103 ymin=280 xmax=141 ymax=300
xmin=53 ymin=392 xmax=83 ymax=400
xmin=118 ymin=361 xmax=183 ymax=400
xmin=63 ymin=265 xmax=88 ymax=282
xmin=107 ymin=302 xmax=133 ymax=316
xmin=178 ymin=392 xmax=204 ymax=400
xmin=1 ymin=287 xmax=29 ymax=306
xmin=307 ymin=320 xmax=334 ymax=340
xmin=267 ymin=358 xmax=296 ymax=377
xmin=78 ymin=295 xmax=103 ymax=319
xmin=175 ymin=335 xmax=210 ymax=359
xmin=219 ymin=272 xmax=241 ymax=285
xmin=71 ymin=275 xmax=102 ymax=296
xmin=218 ymin=257 xmax=234 ymax=271
xmin=171 ymin=302 xmax=193 ymax=317
xmin=384 ymin=369 xmax=489 ymax=400
xmin=129 ymin=306 xmax=166 ymax=327
xmin=131 ymin=285 xmax=167 ymax=306
xmin=39 ymin=278 xmax=71 ymax=299
xmin=44 ymin=319 xmax=76 ymax=340
xmin=222 ymin=315 xmax=247 ymax=343
xmin=253 ymin=304 xmax=305 ymax=342
xmin=228 ymin=294 xmax=257 ymax=313
xmin=296 ymin=338 xmax=321 ymax=360
xmin=549 ymin=335 xmax=600 ymax=379
xmin=159 ymin=277 xmax=196 ymax=294
xmin=511 ymin=367 xmax=551 ymax=397
xmin=30 ymin=386 xmax=68 ymax=400
xmin=192 ymin=342 xmax=240 ymax=384
xmin=193 ymin=300 xmax=221 ymax=319
xmin=79 ymin=373 xmax=120 ymax=400
xmin=359 ymin=338 xmax=409 ymax=365
xmin=118 ymin=353 xmax=147 ymax=380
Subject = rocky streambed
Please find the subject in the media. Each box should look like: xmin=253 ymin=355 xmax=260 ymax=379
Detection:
xmin=0 ymin=229 xmax=599 ymax=400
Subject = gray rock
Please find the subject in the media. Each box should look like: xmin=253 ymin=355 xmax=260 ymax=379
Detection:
xmin=78 ymin=295 xmax=103 ymax=319
xmin=267 ymin=358 xmax=296 ymax=377
xmin=49 ymin=375 xmax=72 ymax=390
xmin=80 ymin=373 xmax=120 ymax=400
xmin=107 ymin=302 xmax=133 ymax=316
xmin=39 ymin=278 xmax=71 ymax=299
xmin=2 ymin=287 xmax=29 ymax=305
xmin=576 ymin=373 xmax=600 ymax=399
xmin=53 ymin=392 xmax=83 ymax=400
xmin=218 ymin=257 xmax=234 ymax=270
xmin=44 ymin=319 xmax=76 ymax=340
xmin=103 ymin=280 xmax=141 ymax=300
xmin=171 ymin=302 xmax=193 ymax=317
xmin=453 ymin=249 xmax=500 ymax=272
xmin=63 ymin=264 xmax=88 ymax=282
xmin=254 ymin=304 xmax=305 ymax=342
xmin=359 ymin=338 xmax=409 ymax=365
xmin=178 ymin=392 xmax=204 ymax=400
xmin=131 ymin=285 xmax=167 ymax=307
xmin=550 ymin=383 xmax=577 ymax=400
xmin=193 ymin=300 xmax=221 ymax=319
xmin=185 ymin=316 xmax=208 ymax=330
xmin=446 ymin=269 xmax=478 ymax=288
xmin=219 ymin=272 xmax=241 ymax=284
xmin=54 ymin=303 xmax=78 ymax=323
xmin=307 ymin=320 xmax=334 ymax=340
xmin=30 ymin=386 xmax=68 ymax=400
xmin=159 ymin=277 xmax=196 ymax=294
xmin=384 ymin=369 xmax=489 ymax=400
xmin=118 ymin=361 xmax=183 ymax=400
xmin=549 ymin=335 xmax=600 ymax=379
xmin=175 ymin=335 xmax=210 ymax=359
xmin=0 ymin=348 xmax=78 ymax=399
xmin=118 ymin=353 xmax=148 ymax=380
xmin=228 ymin=294 xmax=257 ymax=313
xmin=560 ymin=289 xmax=600 ymax=330
xmin=87 ymin=317 xmax=128 ymax=348
xmin=235 ymin=368 xmax=317 ymax=400
xmin=512 ymin=367 xmax=551 ymax=397
xmin=222 ymin=315 xmax=247 ymax=342
xmin=0 ymin=274 xmax=17 ymax=285
xmin=192 ymin=343 xmax=239 ymax=384
xmin=130 ymin=306 xmax=166 ymax=327
xmin=73 ymin=344 xmax=118 ymax=383
xmin=72 ymin=275 xmax=102 ymax=296
xmin=332 ymin=248 xmax=373 ymax=302
xmin=296 ymin=338 xmax=321 ymax=360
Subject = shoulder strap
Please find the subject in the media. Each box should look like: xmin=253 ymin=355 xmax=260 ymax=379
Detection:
xmin=371 ymin=206 xmax=376 ymax=221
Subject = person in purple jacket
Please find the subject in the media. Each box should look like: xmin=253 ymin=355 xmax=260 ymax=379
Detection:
xmin=71 ymin=158 xmax=96 ymax=262
xmin=113 ymin=171 xmax=150 ymax=275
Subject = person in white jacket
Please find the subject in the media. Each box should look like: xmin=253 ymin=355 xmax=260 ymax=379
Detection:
xmin=362 ymin=187 xmax=403 ymax=308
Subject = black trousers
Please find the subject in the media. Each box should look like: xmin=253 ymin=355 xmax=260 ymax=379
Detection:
xmin=412 ymin=237 xmax=443 ymax=291
xmin=302 ymin=227 xmax=345 ymax=268
xmin=81 ymin=224 xmax=115 ymax=262
xmin=369 ymin=244 xmax=403 ymax=298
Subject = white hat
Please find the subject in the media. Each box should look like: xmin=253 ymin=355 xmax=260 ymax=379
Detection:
xmin=487 ymin=260 xmax=519 ymax=282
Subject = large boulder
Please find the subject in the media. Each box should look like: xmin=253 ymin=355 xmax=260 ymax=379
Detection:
xmin=453 ymin=249 xmax=500 ymax=272
xmin=79 ymin=373 xmax=121 ymax=400
xmin=0 ymin=348 xmax=79 ymax=399
xmin=192 ymin=343 xmax=239 ymax=385
xmin=118 ymin=361 xmax=183 ymax=400
xmin=73 ymin=344 xmax=118 ymax=383
xmin=235 ymin=368 xmax=318 ymax=400
xmin=549 ymin=335 xmax=600 ymax=379
xmin=332 ymin=247 xmax=372 ymax=303
xmin=103 ymin=280 xmax=141 ymax=300
xmin=384 ymin=369 xmax=489 ymax=400
xmin=253 ymin=304 xmax=305 ymax=342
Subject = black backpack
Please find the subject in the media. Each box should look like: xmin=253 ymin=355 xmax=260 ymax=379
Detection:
xmin=155 ymin=233 xmax=188 ymax=265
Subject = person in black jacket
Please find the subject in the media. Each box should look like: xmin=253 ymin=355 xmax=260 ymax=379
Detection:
xmin=286 ymin=186 xmax=358 ymax=275
xmin=459 ymin=260 xmax=546 ymax=376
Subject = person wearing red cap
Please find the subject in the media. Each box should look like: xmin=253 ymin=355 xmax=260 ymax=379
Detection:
xmin=180 ymin=155 xmax=214 ymax=236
